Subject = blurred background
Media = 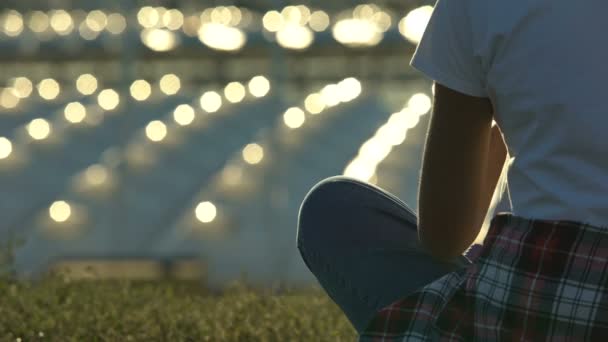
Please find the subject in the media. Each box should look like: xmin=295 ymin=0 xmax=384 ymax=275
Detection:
xmin=0 ymin=0 xmax=440 ymax=287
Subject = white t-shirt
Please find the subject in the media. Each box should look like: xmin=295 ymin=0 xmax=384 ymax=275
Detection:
xmin=411 ymin=0 xmax=608 ymax=227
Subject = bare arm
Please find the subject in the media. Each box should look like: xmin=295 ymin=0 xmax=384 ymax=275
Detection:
xmin=417 ymin=83 xmax=507 ymax=262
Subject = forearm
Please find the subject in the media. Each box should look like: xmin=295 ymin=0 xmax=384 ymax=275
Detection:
xmin=474 ymin=123 xmax=508 ymax=234
xmin=418 ymin=121 xmax=507 ymax=261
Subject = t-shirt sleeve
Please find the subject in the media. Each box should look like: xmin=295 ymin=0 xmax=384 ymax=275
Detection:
xmin=410 ymin=0 xmax=488 ymax=98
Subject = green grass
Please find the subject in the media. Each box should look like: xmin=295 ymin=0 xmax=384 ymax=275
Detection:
xmin=0 ymin=276 xmax=357 ymax=341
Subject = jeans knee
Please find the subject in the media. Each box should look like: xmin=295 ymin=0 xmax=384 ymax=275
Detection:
xmin=296 ymin=176 xmax=361 ymax=252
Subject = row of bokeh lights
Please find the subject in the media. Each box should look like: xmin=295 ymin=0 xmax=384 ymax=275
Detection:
xmin=0 ymin=70 xmax=271 ymax=111
xmin=35 ymin=75 xmax=272 ymax=227
xmin=0 ymin=75 xmax=271 ymax=167
xmin=0 ymin=5 xmax=434 ymax=51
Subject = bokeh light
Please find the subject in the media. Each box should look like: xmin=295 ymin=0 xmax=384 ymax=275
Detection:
xmin=49 ymin=200 xmax=72 ymax=223
xmin=97 ymin=89 xmax=120 ymax=111
xmin=162 ymin=9 xmax=184 ymax=30
xmin=76 ymin=74 xmax=98 ymax=95
xmin=399 ymin=6 xmax=433 ymax=44
xmin=408 ymin=93 xmax=432 ymax=115
xmin=27 ymin=118 xmax=51 ymax=140
xmin=173 ymin=104 xmax=195 ymax=126
xmin=248 ymin=76 xmax=270 ymax=98
xmin=37 ymin=78 xmax=60 ymax=100
xmin=106 ymin=13 xmax=127 ymax=34
xmin=86 ymin=10 xmax=107 ymax=32
xmin=141 ymin=28 xmax=178 ymax=52
xmin=11 ymin=77 xmax=33 ymax=98
xmin=320 ymin=84 xmax=341 ymax=107
xmin=130 ymin=80 xmax=152 ymax=101
xmin=64 ymin=102 xmax=87 ymax=123
xmin=262 ymin=11 xmax=283 ymax=32
xmin=159 ymin=74 xmax=181 ymax=95
xmin=198 ymin=23 xmax=246 ymax=51
xmin=0 ymin=88 xmax=20 ymax=109
xmin=277 ymin=24 xmax=314 ymax=50
xmin=84 ymin=164 xmax=108 ymax=186
xmin=50 ymin=10 xmax=74 ymax=35
xmin=0 ymin=137 xmax=13 ymax=159
xmin=195 ymin=201 xmax=217 ymax=223
xmin=242 ymin=143 xmax=264 ymax=165
xmin=2 ymin=10 xmax=24 ymax=37
xmin=146 ymin=120 xmax=167 ymax=142
xmin=28 ymin=11 xmax=49 ymax=33
xmin=309 ymin=11 xmax=330 ymax=32
xmin=200 ymin=91 xmax=222 ymax=113
xmin=304 ymin=93 xmax=325 ymax=114
xmin=332 ymin=19 xmax=383 ymax=47
xmin=224 ymin=82 xmax=246 ymax=103
xmin=283 ymin=107 xmax=306 ymax=129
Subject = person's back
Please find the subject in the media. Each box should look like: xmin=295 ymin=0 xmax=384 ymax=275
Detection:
xmin=478 ymin=0 xmax=608 ymax=227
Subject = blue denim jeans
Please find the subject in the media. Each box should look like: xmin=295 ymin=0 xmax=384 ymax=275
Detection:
xmin=296 ymin=176 xmax=473 ymax=334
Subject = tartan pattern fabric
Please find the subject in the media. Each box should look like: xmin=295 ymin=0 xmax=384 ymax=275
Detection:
xmin=359 ymin=213 xmax=608 ymax=341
